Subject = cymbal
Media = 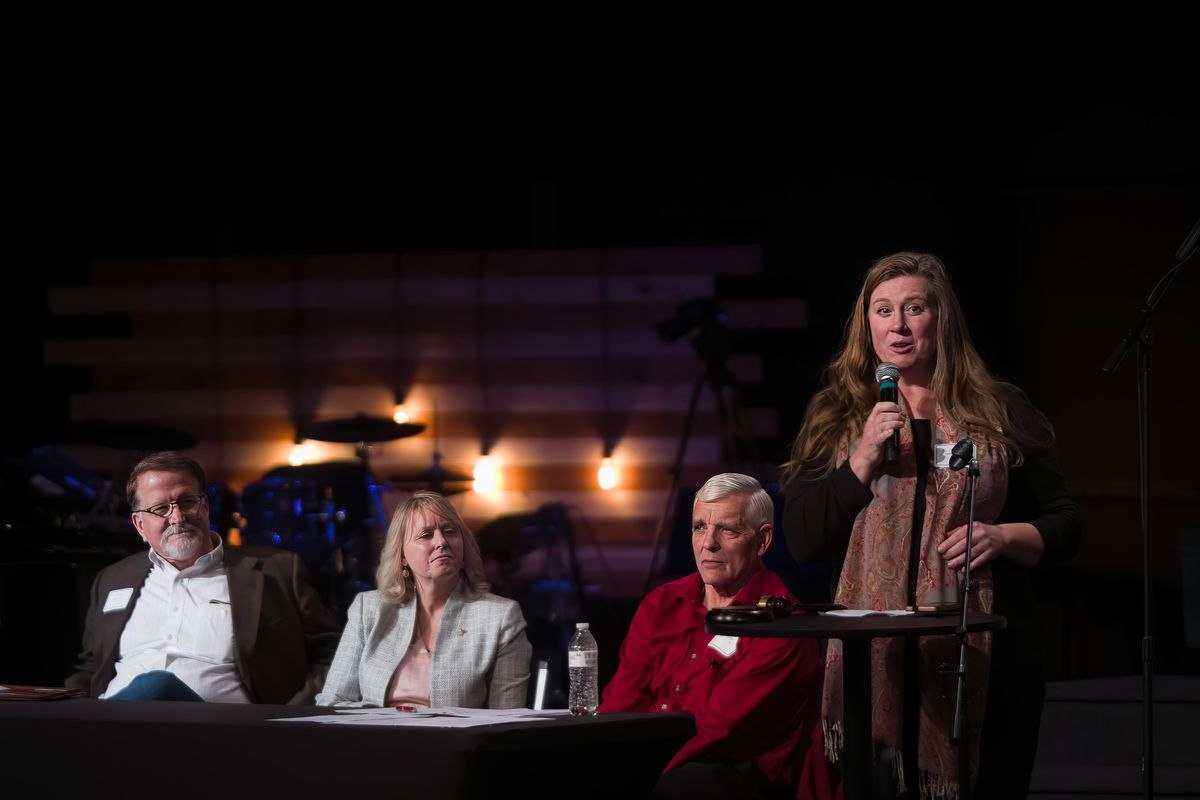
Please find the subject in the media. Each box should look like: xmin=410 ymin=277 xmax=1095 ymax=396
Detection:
xmin=47 ymin=420 xmax=199 ymax=452
xmin=297 ymin=414 xmax=426 ymax=444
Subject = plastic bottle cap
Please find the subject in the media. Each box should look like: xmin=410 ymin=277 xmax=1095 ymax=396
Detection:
xmin=576 ymin=622 xmax=589 ymax=630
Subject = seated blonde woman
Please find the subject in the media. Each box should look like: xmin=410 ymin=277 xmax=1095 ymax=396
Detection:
xmin=317 ymin=491 xmax=531 ymax=708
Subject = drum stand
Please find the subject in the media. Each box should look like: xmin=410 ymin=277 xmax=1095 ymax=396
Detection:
xmin=296 ymin=413 xmax=427 ymax=618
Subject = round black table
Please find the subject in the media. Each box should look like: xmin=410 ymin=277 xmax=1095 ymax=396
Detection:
xmin=707 ymin=611 xmax=1006 ymax=800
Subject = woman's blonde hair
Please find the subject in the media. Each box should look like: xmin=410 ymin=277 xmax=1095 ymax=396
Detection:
xmin=781 ymin=252 xmax=1048 ymax=482
xmin=376 ymin=491 xmax=491 ymax=604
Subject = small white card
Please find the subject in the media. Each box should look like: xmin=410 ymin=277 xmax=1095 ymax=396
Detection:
xmin=934 ymin=443 xmax=954 ymax=469
xmin=707 ymin=635 xmax=738 ymax=658
xmin=102 ymin=588 xmax=134 ymax=613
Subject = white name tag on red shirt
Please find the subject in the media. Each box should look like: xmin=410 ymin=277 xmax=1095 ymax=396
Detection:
xmin=707 ymin=635 xmax=738 ymax=658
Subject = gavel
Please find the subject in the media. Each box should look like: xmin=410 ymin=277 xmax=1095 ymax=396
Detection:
xmin=754 ymin=595 xmax=794 ymax=617
xmin=705 ymin=596 xmax=844 ymax=625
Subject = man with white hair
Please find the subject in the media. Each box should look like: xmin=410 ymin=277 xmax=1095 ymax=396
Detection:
xmin=600 ymin=473 xmax=827 ymax=800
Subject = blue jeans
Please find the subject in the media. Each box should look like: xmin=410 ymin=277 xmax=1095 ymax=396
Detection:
xmin=107 ymin=670 xmax=204 ymax=702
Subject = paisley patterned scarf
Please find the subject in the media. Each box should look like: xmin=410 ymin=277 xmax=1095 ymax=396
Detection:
xmin=822 ymin=406 xmax=1008 ymax=800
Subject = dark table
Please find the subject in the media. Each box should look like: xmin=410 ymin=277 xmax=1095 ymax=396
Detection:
xmin=708 ymin=611 xmax=1005 ymax=800
xmin=0 ymin=699 xmax=694 ymax=799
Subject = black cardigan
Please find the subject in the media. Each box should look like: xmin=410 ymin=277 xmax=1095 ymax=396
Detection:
xmin=782 ymin=387 xmax=1080 ymax=667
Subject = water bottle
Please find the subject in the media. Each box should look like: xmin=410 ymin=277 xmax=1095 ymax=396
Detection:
xmin=568 ymin=622 xmax=599 ymax=716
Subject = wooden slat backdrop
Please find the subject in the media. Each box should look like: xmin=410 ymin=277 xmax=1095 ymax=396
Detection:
xmin=46 ymin=246 xmax=806 ymax=596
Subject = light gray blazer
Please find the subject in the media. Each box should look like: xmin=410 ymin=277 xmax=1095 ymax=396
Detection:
xmin=315 ymin=584 xmax=532 ymax=708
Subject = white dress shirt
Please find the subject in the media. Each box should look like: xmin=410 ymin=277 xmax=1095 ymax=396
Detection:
xmin=102 ymin=537 xmax=251 ymax=703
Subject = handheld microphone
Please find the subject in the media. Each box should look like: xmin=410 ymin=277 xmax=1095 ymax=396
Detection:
xmin=875 ymin=362 xmax=900 ymax=462
xmin=948 ymin=438 xmax=976 ymax=471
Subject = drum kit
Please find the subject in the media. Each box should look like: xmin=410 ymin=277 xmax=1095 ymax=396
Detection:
xmin=239 ymin=412 xmax=473 ymax=619
xmin=3 ymin=421 xmax=201 ymax=540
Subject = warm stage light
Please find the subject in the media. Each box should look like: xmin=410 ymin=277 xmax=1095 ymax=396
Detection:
xmin=289 ymin=441 xmax=314 ymax=467
xmin=473 ymin=455 xmax=501 ymax=494
xmin=597 ymin=457 xmax=619 ymax=491
xmin=392 ymin=404 xmax=411 ymax=424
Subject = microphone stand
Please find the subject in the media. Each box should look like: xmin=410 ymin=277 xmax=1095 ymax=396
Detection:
xmin=1100 ymin=214 xmax=1197 ymax=800
xmin=949 ymin=441 xmax=979 ymax=800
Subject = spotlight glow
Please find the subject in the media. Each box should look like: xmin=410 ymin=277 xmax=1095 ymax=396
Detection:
xmin=288 ymin=441 xmax=314 ymax=467
xmin=392 ymin=404 xmax=411 ymax=424
xmin=473 ymin=455 xmax=501 ymax=494
xmin=597 ymin=457 xmax=619 ymax=491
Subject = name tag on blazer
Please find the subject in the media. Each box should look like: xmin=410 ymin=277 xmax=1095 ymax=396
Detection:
xmin=102 ymin=588 xmax=134 ymax=613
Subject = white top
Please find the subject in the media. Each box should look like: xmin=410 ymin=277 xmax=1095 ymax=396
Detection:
xmin=102 ymin=537 xmax=250 ymax=703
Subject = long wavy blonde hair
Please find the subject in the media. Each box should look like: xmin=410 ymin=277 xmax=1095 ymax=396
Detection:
xmin=781 ymin=252 xmax=1047 ymax=482
xmin=376 ymin=491 xmax=491 ymax=604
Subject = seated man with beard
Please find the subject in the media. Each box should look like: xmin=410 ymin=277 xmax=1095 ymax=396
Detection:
xmin=66 ymin=451 xmax=339 ymax=703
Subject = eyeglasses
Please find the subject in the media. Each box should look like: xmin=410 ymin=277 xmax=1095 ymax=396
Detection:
xmin=133 ymin=493 xmax=207 ymax=519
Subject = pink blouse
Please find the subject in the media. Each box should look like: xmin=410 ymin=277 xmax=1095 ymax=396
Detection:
xmin=386 ymin=637 xmax=432 ymax=708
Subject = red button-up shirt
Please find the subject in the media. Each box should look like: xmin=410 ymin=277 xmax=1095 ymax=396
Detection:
xmin=599 ymin=567 xmax=829 ymax=796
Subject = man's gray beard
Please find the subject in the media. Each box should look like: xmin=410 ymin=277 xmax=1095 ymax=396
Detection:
xmin=160 ymin=524 xmax=206 ymax=562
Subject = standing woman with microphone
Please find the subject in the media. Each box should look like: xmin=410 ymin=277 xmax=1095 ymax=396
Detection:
xmin=781 ymin=252 xmax=1080 ymax=799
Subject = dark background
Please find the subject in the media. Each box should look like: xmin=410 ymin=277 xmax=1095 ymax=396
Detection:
xmin=11 ymin=42 xmax=1199 ymax=453
xmin=4 ymin=39 xmax=1199 ymax=686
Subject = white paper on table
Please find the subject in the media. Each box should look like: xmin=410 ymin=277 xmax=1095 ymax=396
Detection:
xmin=271 ymin=706 xmax=572 ymax=727
xmin=440 ymin=706 xmax=572 ymax=718
xmin=823 ymin=609 xmax=914 ymax=617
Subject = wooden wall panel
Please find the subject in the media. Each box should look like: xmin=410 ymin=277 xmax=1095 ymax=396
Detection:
xmin=48 ymin=245 xmax=806 ymax=596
